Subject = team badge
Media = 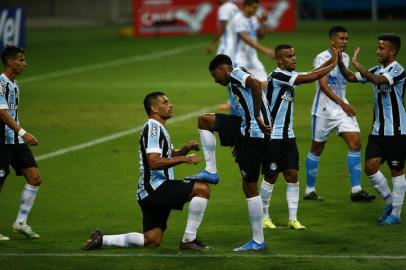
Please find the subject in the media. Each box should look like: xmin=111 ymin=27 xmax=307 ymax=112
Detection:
xmin=270 ymin=162 xmax=278 ymax=171
xmin=0 ymin=169 xmax=5 ymax=177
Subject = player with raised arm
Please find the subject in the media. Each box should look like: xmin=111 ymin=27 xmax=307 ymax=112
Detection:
xmin=304 ymin=26 xmax=375 ymax=202
xmin=259 ymin=44 xmax=339 ymax=230
xmin=338 ymin=34 xmax=406 ymax=225
xmin=84 ymin=92 xmax=212 ymax=250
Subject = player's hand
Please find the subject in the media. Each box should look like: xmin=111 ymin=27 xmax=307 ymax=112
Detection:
xmin=330 ymin=48 xmax=339 ymax=66
xmin=256 ymin=116 xmax=272 ymax=135
xmin=207 ymin=44 xmax=215 ymax=54
xmin=352 ymin=47 xmax=361 ymax=69
xmin=264 ymin=48 xmax=275 ymax=59
xmin=340 ymin=102 xmax=356 ymax=117
xmin=22 ymin=133 xmax=38 ymax=146
xmin=184 ymin=154 xmax=201 ymax=165
xmin=186 ymin=140 xmax=200 ymax=151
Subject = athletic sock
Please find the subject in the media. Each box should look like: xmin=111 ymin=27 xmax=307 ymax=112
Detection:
xmin=259 ymin=180 xmax=274 ymax=219
xmin=286 ymin=182 xmax=300 ymax=221
xmin=305 ymin=152 xmax=320 ymax=194
xmin=182 ymin=197 xmax=208 ymax=243
xmin=368 ymin=171 xmax=392 ymax=204
xmin=391 ymin=175 xmax=406 ymax=217
xmin=347 ymin=151 xmax=362 ymax=193
xmin=199 ymin=129 xmax=217 ymax=174
xmin=102 ymin=233 xmax=144 ymax=247
xmin=15 ymin=184 xmax=39 ymax=225
xmin=246 ymin=196 xmax=264 ymax=244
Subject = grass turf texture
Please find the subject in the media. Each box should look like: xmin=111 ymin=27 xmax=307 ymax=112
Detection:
xmin=0 ymin=21 xmax=405 ymax=270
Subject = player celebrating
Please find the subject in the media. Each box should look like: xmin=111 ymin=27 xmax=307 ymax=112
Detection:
xmin=304 ymin=26 xmax=375 ymax=202
xmin=84 ymin=92 xmax=212 ymax=250
xmin=338 ymin=34 xmax=406 ymax=225
xmin=259 ymin=44 xmax=339 ymax=230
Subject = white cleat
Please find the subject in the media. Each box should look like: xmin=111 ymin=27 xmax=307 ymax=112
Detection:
xmin=0 ymin=233 xmax=10 ymax=241
xmin=12 ymin=223 xmax=40 ymax=239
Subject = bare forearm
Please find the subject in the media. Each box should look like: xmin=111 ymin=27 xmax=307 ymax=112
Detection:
xmin=0 ymin=109 xmax=22 ymax=132
xmin=172 ymin=146 xmax=191 ymax=157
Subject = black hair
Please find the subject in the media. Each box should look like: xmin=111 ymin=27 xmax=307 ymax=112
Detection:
xmin=329 ymin=26 xmax=347 ymax=38
xmin=143 ymin=91 xmax=166 ymax=115
xmin=1 ymin=45 xmax=24 ymax=66
xmin=244 ymin=0 xmax=259 ymax=5
xmin=275 ymin=44 xmax=293 ymax=58
xmin=378 ymin=33 xmax=401 ymax=55
xmin=209 ymin=54 xmax=232 ymax=71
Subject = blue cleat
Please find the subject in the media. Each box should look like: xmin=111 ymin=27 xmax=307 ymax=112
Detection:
xmin=185 ymin=169 xmax=219 ymax=185
xmin=233 ymin=239 xmax=267 ymax=252
xmin=379 ymin=214 xmax=401 ymax=226
xmin=377 ymin=204 xmax=393 ymax=223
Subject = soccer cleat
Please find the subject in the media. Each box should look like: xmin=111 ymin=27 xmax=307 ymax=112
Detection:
xmin=262 ymin=217 xmax=276 ymax=229
xmin=350 ymin=190 xmax=376 ymax=202
xmin=179 ymin=238 xmax=210 ymax=251
xmin=83 ymin=229 xmax=103 ymax=251
xmin=0 ymin=233 xmax=10 ymax=241
xmin=233 ymin=239 xmax=267 ymax=252
xmin=185 ymin=169 xmax=219 ymax=185
xmin=304 ymin=191 xmax=324 ymax=201
xmin=288 ymin=220 xmax=306 ymax=230
xmin=12 ymin=224 xmax=40 ymax=239
xmin=377 ymin=204 xmax=393 ymax=223
xmin=379 ymin=214 xmax=401 ymax=226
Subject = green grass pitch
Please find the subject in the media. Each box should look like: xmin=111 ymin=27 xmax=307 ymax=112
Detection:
xmin=0 ymin=21 xmax=405 ymax=270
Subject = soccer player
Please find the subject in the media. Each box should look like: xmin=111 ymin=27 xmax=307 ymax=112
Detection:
xmin=338 ymin=34 xmax=406 ymax=225
xmin=259 ymin=44 xmax=339 ymax=230
xmin=194 ymin=54 xmax=271 ymax=252
xmin=304 ymin=26 xmax=376 ymax=202
xmin=0 ymin=45 xmax=41 ymax=240
xmin=84 ymin=92 xmax=212 ymax=250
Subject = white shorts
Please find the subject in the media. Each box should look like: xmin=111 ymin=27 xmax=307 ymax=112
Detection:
xmin=311 ymin=115 xmax=360 ymax=142
xmin=234 ymin=54 xmax=267 ymax=82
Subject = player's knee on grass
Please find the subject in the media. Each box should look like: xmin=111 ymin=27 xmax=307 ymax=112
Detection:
xmin=198 ymin=114 xmax=216 ymax=131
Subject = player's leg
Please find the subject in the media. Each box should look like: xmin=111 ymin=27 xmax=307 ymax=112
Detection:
xmin=260 ymin=174 xmax=277 ymax=229
xmin=0 ymin=147 xmax=11 ymax=240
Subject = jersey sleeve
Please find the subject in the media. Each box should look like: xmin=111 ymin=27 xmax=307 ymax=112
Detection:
xmin=272 ymin=71 xmax=298 ymax=86
xmin=0 ymin=78 xmax=9 ymax=110
xmin=383 ymin=63 xmax=405 ymax=85
xmin=313 ymin=55 xmax=327 ymax=69
xmin=234 ymin=16 xmax=249 ymax=34
xmin=145 ymin=122 xmax=162 ymax=154
xmin=355 ymin=66 xmax=380 ymax=83
xmin=230 ymin=67 xmax=250 ymax=88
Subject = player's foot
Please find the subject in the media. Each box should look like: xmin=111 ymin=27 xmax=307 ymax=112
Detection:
xmin=233 ymin=239 xmax=267 ymax=252
xmin=262 ymin=217 xmax=276 ymax=229
xmin=379 ymin=214 xmax=401 ymax=226
xmin=377 ymin=204 xmax=393 ymax=223
xmin=179 ymin=238 xmax=210 ymax=251
xmin=288 ymin=220 xmax=306 ymax=230
xmin=83 ymin=229 xmax=103 ymax=251
xmin=350 ymin=190 xmax=376 ymax=202
xmin=0 ymin=233 xmax=10 ymax=241
xmin=304 ymin=191 xmax=324 ymax=201
xmin=11 ymin=223 xmax=40 ymax=239
xmin=185 ymin=169 xmax=219 ymax=185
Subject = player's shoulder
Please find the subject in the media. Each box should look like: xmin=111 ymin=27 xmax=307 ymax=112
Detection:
xmin=391 ymin=61 xmax=404 ymax=73
xmin=221 ymin=2 xmax=239 ymax=12
xmin=315 ymin=49 xmax=331 ymax=60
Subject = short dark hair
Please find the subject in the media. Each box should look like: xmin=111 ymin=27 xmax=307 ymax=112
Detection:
xmin=329 ymin=26 xmax=347 ymax=38
xmin=1 ymin=45 xmax=24 ymax=66
xmin=143 ymin=91 xmax=166 ymax=115
xmin=244 ymin=0 xmax=259 ymax=5
xmin=378 ymin=33 xmax=401 ymax=55
xmin=275 ymin=44 xmax=293 ymax=58
xmin=209 ymin=54 xmax=232 ymax=71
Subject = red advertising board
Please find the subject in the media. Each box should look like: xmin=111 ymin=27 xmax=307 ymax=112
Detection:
xmin=133 ymin=0 xmax=296 ymax=36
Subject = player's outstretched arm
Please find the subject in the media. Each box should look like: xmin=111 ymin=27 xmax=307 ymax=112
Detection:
xmin=207 ymin=21 xmax=227 ymax=54
xmin=239 ymin=32 xmax=275 ymax=59
xmin=338 ymin=53 xmax=358 ymax=82
xmin=0 ymin=109 xmax=38 ymax=146
xmin=351 ymin=47 xmax=389 ymax=84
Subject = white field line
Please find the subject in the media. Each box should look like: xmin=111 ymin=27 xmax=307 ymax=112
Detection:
xmin=35 ymin=105 xmax=217 ymax=161
xmin=0 ymin=252 xmax=405 ymax=260
xmin=19 ymin=43 xmax=205 ymax=84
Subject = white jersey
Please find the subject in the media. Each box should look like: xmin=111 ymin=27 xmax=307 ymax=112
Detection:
xmin=311 ymin=50 xmax=350 ymax=119
xmin=216 ymin=1 xmax=239 ymax=57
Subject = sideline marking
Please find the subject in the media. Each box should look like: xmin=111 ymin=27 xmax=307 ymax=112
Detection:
xmin=0 ymin=252 xmax=405 ymax=260
xmin=35 ymin=106 xmax=217 ymax=161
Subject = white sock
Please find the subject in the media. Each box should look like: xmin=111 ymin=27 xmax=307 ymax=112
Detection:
xmin=260 ymin=180 xmax=274 ymax=219
xmin=182 ymin=197 xmax=208 ymax=243
xmin=391 ymin=175 xmax=406 ymax=217
xmin=305 ymin=186 xmax=315 ymax=194
xmin=102 ymin=233 xmax=144 ymax=247
xmin=246 ymin=196 xmax=264 ymax=244
xmin=15 ymin=184 xmax=39 ymax=225
xmin=286 ymin=182 xmax=299 ymax=221
xmin=368 ymin=171 xmax=392 ymax=205
xmin=199 ymin=129 xmax=217 ymax=174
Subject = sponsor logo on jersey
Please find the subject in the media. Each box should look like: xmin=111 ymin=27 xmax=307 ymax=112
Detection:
xmin=151 ymin=123 xmax=158 ymax=137
xmin=281 ymin=92 xmax=294 ymax=102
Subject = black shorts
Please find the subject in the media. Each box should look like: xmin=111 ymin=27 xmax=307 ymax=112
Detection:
xmin=263 ymin=138 xmax=299 ymax=176
xmin=0 ymin=144 xmax=38 ymax=182
xmin=235 ymin=137 xmax=269 ymax=182
xmin=365 ymin=135 xmax=406 ymax=170
xmin=137 ymin=179 xmax=195 ymax=232
xmin=214 ymin=113 xmax=242 ymax=147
